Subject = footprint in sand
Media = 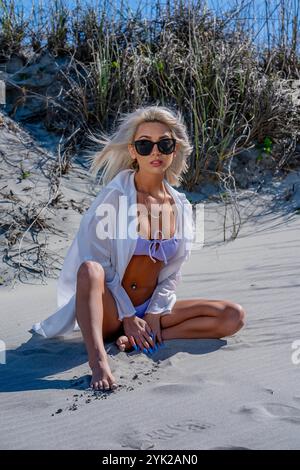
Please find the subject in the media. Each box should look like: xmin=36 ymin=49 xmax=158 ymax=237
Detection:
xmin=145 ymin=419 xmax=211 ymax=442
xmin=210 ymin=446 xmax=253 ymax=450
xmin=120 ymin=435 xmax=155 ymax=450
xmin=237 ymin=403 xmax=300 ymax=424
xmin=150 ymin=382 xmax=200 ymax=395
xmin=120 ymin=419 xmax=211 ymax=449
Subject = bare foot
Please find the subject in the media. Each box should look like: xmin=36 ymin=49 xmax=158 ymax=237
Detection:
xmin=116 ymin=335 xmax=132 ymax=352
xmin=90 ymin=357 xmax=118 ymax=391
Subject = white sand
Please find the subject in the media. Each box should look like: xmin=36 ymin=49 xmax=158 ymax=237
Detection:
xmin=1 ymin=111 xmax=300 ymax=450
xmin=1 ymin=192 xmax=300 ymax=449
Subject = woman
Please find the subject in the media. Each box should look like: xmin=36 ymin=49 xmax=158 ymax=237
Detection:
xmin=32 ymin=105 xmax=246 ymax=392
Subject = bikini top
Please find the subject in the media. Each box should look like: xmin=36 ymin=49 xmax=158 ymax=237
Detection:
xmin=133 ymin=229 xmax=179 ymax=264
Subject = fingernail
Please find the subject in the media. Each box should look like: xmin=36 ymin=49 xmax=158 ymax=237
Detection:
xmin=143 ymin=348 xmax=148 ymax=354
xmin=148 ymin=348 xmax=153 ymax=354
xmin=133 ymin=345 xmax=138 ymax=351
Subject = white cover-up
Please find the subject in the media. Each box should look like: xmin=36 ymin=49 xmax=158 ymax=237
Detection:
xmin=31 ymin=169 xmax=194 ymax=338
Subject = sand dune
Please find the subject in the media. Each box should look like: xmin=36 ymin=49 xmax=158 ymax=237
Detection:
xmin=1 ymin=188 xmax=300 ymax=449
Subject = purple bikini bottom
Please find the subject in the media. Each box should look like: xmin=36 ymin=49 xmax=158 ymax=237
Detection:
xmin=134 ymin=296 xmax=152 ymax=318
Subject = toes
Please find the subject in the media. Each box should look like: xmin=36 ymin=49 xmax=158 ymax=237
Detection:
xmin=110 ymin=375 xmax=118 ymax=390
xmin=102 ymin=379 xmax=110 ymax=390
xmin=99 ymin=381 xmax=105 ymax=390
xmin=116 ymin=337 xmax=124 ymax=350
xmin=91 ymin=381 xmax=98 ymax=390
xmin=116 ymin=336 xmax=132 ymax=350
xmin=93 ymin=380 xmax=103 ymax=391
xmin=91 ymin=374 xmax=118 ymax=392
xmin=116 ymin=335 xmax=127 ymax=345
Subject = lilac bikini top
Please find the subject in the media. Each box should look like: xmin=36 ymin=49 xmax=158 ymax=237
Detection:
xmin=134 ymin=229 xmax=179 ymax=264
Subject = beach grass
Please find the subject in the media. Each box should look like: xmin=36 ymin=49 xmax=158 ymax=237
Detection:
xmin=0 ymin=0 xmax=299 ymax=191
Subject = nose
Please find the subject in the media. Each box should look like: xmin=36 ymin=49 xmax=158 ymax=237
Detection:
xmin=151 ymin=143 xmax=161 ymax=155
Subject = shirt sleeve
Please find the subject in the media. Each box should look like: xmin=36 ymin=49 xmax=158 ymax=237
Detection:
xmin=77 ymin=189 xmax=137 ymax=322
xmin=144 ymin=270 xmax=181 ymax=316
xmin=143 ymin=251 xmax=189 ymax=316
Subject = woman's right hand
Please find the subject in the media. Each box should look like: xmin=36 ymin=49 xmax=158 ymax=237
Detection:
xmin=122 ymin=316 xmax=155 ymax=351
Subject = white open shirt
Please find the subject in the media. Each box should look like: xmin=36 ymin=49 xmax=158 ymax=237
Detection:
xmin=32 ymin=169 xmax=194 ymax=337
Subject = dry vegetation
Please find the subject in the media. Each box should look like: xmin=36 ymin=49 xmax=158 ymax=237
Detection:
xmin=0 ymin=0 xmax=299 ymax=283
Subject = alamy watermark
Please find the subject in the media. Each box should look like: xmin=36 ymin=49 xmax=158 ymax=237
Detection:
xmin=0 ymin=340 xmax=6 ymax=364
xmin=94 ymin=197 xmax=205 ymax=250
xmin=291 ymin=340 xmax=300 ymax=365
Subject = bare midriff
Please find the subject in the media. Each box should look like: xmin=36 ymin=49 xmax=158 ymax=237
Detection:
xmin=121 ymin=190 xmax=177 ymax=307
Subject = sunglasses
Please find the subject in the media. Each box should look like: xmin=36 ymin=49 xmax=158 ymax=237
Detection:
xmin=133 ymin=138 xmax=176 ymax=156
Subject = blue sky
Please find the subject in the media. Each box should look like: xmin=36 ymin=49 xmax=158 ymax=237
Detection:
xmin=8 ymin=0 xmax=300 ymax=50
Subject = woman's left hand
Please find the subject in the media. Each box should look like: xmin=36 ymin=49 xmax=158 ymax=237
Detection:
xmin=143 ymin=313 xmax=163 ymax=347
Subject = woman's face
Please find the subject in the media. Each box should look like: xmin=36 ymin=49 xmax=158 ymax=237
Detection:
xmin=128 ymin=121 xmax=178 ymax=175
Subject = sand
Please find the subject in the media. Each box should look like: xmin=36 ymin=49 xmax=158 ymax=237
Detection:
xmin=1 ymin=111 xmax=300 ymax=450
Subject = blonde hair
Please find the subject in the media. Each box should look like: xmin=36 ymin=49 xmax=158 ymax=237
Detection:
xmin=86 ymin=105 xmax=193 ymax=187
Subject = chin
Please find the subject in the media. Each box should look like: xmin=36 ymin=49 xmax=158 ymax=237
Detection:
xmin=148 ymin=165 xmax=165 ymax=171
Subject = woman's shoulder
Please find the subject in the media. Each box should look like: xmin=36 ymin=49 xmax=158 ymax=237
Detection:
xmin=168 ymin=185 xmax=191 ymax=206
xmin=80 ymin=186 xmax=122 ymax=223
xmin=105 ymin=169 xmax=133 ymax=191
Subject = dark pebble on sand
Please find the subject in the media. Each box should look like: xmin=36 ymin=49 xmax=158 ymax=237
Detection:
xmin=132 ymin=374 xmax=138 ymax=380
xmin=69 ymin=404 xmax=78 ymax=411
xmin=55 ymin=409 xmax=63 ymax=414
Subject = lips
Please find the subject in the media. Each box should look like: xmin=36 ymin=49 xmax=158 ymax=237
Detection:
xmin=150 ymin=160 xmax=162 ymax=165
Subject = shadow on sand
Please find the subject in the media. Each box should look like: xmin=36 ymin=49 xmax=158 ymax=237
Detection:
xmin=0 ymin=333 xmax=227 ymax=392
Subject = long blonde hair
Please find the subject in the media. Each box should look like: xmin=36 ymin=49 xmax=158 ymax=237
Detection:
xmin=86 ymin=105 xmax=193 ymax=187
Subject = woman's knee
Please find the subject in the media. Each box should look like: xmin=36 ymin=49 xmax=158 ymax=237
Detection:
xmin=219 ymin=301 xmax=246 ymax=336
xmin=77 ymin=261 xmax=105 ymax=288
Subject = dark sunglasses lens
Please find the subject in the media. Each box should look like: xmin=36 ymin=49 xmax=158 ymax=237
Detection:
xmin=134 ymin=139 xmax=175 ymax=155
xmin=158 ymin=139 xmax=175 ymax=154
xmin=135 ymin=140 xmax=153 ymax=155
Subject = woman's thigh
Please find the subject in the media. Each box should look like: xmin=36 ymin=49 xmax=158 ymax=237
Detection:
xmin=160 ymin=298 xmax=232 ymax=330
xmin=77 ymin=260 xmax=124 ymax=340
